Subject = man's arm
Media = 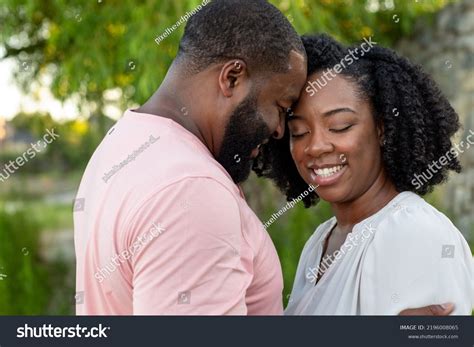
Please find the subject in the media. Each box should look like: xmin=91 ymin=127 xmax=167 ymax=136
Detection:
xmin=399 ymin=303 xmax=454 ymax=316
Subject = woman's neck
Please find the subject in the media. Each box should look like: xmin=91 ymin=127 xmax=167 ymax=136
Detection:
xmin=331 ymin=170 xmax=399 ymax=232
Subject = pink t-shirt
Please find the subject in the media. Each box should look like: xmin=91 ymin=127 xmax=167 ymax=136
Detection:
xmin=74 ymin=109 xmax=283 ymax=315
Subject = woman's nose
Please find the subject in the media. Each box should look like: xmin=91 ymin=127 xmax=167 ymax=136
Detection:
xmin=304 ymin=131 xmax=334 ymax=157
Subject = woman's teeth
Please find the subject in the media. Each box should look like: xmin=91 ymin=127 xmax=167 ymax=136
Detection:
xmin=313 ymin=165 xmax=345 ymax=178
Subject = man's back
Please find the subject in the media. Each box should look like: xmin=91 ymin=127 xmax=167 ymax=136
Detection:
xmin=74 ymin=110 xmax=283 ymax=315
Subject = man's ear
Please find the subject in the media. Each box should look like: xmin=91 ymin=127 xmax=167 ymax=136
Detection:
xmin=218 ymin=59 xmax=247 ymax=98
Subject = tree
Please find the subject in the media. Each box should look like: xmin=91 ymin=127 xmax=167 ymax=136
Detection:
xmin=0 ymin=0 xmax=456 ymax=134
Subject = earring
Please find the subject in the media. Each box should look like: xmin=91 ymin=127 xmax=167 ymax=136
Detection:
xmin=234 ymin=61 xmax=242 ymax=71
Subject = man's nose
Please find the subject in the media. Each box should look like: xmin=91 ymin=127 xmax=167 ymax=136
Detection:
xmin=272 ymin=113 xmax=285 ymax=140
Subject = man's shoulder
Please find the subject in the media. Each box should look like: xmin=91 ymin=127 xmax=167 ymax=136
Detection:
xmin=112 ymin=112 xmax=241 ymax=202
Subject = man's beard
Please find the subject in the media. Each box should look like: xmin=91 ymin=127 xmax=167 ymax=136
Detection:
xmin=216 ymin=92 xmax=271 ymax=184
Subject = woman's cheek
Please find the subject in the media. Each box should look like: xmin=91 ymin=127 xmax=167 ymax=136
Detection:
xmin=290 ymin=141 xmax=306 ymax=177
xmin=290 ymin=139 xmax=299 ymax=162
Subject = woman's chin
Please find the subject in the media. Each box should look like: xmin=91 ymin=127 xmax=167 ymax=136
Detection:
xmin=314 ymin=186 xmax=351 ymax=204
xmin=303 ymin=165 xmax=352 ymax=200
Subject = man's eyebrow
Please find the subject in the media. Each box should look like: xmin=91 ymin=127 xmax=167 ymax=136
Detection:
xmin=323 ymin=107 xmax=356 ymax=117
xmin=289 ymin=96 xmax=299 ymax=104
xmin=282 ymin=94 xmax=299 ymax=105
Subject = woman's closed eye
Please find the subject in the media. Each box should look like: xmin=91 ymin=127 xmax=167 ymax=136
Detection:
xmin=330 ymin=124 xmax=353 ymax=133
xmin=289 ymin=128 xmax=310 ymax=138
xmin=291 ymin=132 xmax=308 ymax=138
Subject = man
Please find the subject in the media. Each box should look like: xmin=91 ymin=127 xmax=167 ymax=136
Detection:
xmin=74 ymin=0 xmax=454 ymax=315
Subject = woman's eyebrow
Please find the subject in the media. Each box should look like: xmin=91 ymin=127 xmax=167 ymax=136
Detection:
xmin=322 ymin=107 xmax=356 ymax=117
xmin=288 ymin=107 xmax=356 ymax=121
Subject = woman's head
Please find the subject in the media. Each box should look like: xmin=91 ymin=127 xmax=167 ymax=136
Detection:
xmin=253 ymin=34 xmax=461 ymax=207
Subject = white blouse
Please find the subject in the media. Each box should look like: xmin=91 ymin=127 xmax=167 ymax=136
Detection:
xmin=285 ymin=191 xmax=474 ymax=315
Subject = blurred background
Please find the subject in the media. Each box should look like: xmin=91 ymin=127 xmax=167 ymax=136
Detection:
xmin=0 ymin=0 xmax=472 ymax=314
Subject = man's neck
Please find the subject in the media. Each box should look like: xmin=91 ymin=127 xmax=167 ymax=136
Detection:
xmin=136 ymin=81 xmax=208 ymax=148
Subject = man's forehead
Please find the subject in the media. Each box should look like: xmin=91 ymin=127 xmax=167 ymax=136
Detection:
xmin=260 ymin=76 xmax=302 ymax=105
xmin=257 ymin=50 xmax=307 ymax=100
xmin=277 ymin=70 xmax=307 ymax=98
xmin=287 ymin=50 xmax=307 ymax=72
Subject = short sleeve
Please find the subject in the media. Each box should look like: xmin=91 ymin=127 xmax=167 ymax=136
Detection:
xmin=360 ymin=203 xmax=474 ymax=315
xmin=127 ymin=177 xmax=252 ymax=315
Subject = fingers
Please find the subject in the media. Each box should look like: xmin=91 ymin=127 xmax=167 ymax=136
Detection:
xmin=399 ymin=303 xmax=455 ymax=316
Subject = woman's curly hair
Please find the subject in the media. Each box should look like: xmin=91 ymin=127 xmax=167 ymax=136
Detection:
xmin=253 ymin=33 xmax=462 ymax=208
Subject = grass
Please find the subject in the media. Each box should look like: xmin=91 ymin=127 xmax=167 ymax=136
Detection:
xmin=0 ymin=169 xmax=77 ymax=315
xmin=0 ymin=204 xmax=50 ymax=314
xmin=0 ymin=202 xmax=75 ymax=315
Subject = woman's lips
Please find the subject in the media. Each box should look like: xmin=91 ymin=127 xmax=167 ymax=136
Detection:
xmin=309 ymin=164 xmax=348 ymax=186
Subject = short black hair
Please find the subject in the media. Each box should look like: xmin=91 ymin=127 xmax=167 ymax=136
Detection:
xmin=253 ymin=33 xmax=462 ymax=207
xmin=177 ymin=0 xmax=305 ymax=75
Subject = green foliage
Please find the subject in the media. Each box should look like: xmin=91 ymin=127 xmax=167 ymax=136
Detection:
xmin=0 ymin=0 xmax=457 ymax=121
xmin=268 ymin=201 xmax=333 ymax=305
xmin=0 ymin=199 xmax=74 ymax=315
xmin=0 ymin=204 xmax=50 ymax=314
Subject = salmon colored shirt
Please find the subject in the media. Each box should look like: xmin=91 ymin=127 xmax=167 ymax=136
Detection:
xmin=74 ymin=109 xmax=283 ymax=315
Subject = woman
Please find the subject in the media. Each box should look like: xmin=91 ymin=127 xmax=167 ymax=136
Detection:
xmin=254 ymin=34 xmax=474 ymax=314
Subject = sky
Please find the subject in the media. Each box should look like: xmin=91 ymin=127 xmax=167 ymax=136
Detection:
xmin=0 ymin=57 xmax=127 ymax=124
xmin=0 ymin=59 xmax=26 ymax=120
xmin=0 ymin=58 xmax=80 ymax=122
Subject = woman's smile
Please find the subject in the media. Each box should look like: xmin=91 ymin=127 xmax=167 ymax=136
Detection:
xmin=308 ymin=163 xmax=348 ymax=186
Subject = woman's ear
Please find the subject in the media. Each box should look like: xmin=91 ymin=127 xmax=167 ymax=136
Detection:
xmin=218 ymin=59 xmax=247 ymax=98
xmin=377 ymin=121 xmax=385 ymax=147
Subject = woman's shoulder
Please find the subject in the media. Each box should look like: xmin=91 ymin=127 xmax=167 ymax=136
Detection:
xmin=360 ymin=192 xmax=474 ymax=315
xmin=373 ymin=191 xmax=463 ymax=246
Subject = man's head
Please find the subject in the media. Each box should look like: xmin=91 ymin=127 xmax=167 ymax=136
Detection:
xmin=176 ymin=0 xmax=307 ymax=183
